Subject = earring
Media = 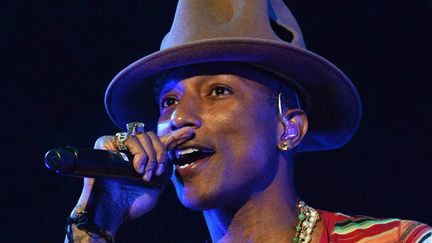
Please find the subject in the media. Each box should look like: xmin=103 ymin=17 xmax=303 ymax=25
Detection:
xmin=278 ymin=141 xmax=291 ymax=151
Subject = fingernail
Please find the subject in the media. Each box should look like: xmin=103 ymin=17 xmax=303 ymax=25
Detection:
xmin=156 ymin=163 xmax=165 ymax=176
xmin=139 ymin=164 xmax=145 ymax=174
xmin=144 ymin=169 xmax=153 ymax=182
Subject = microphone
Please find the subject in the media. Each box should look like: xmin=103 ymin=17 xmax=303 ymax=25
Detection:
xmin=44 ymin=146 xmax=171 ymax=188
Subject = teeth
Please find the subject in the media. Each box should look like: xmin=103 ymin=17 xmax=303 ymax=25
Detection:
xmin=174 ymin=147 xmax=214 ymax=169
xmin=176 ymin=148 xmax=200 ymax=158
xmin=179 ymin=163 xmax=194 ymax=169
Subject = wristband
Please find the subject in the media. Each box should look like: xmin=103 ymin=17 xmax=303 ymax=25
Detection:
xmin=66 ymin=211 xmax=114 ymax=243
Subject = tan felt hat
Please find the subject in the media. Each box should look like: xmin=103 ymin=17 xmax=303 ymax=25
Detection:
xmin=104 ymin=0 xmax=362 ymax=152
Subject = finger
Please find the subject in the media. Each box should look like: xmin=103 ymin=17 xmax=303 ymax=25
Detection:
xmin=160 ymin=127 xmax=194 ymax=150
xmin=122 ymin=136 xmax=149 ymax=175
xmin=96 ymin=135 xmax=149 ymax=175
xmin=135 ymin=133 xmax=157 ymax=182
xmin=147 ymin=132 xmax=169 ymax=176
xmin=94 ymin=136 xmax=117 ymax=150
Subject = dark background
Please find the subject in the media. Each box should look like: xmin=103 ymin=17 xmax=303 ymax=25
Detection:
xmin=2 ymin=0 xmax=431 ymax=242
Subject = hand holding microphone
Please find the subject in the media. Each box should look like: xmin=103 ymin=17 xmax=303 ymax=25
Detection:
xmin=45 ymin=122 xmax=194 ymax=187
xmin=45 ymin=123 xmax=194 ymax=238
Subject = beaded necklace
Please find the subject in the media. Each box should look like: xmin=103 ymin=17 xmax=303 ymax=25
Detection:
xmin=204 ymin=201 xmax=320 ymax=243
xmin=292 ymin=201 xmax=320 ymax=243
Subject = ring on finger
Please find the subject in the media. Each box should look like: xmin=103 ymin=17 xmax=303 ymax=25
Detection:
xmin=126 ymin=122 xmax=145 ymax=136
xmin=115 ymin=132 xmax=129 ymax=151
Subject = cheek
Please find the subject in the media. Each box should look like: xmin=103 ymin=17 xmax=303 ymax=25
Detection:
xmin=207 ymin=101 xmax=278 ymax=166
xmin=156 ymin=119 xmax=171 ymax=136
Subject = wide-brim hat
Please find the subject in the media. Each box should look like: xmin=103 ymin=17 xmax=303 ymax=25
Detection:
xmin=105 ymin=0 xmax=362 ymax=152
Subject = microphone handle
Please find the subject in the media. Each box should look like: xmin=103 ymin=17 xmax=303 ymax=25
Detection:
xmin=44 ymin=146 xmax=171 ymax=188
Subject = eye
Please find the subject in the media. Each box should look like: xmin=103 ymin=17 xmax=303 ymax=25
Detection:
xmin=210 ymin=86 xmax=233 ymax=96
xmin=161 ymin=96 xmax=178 ymax=108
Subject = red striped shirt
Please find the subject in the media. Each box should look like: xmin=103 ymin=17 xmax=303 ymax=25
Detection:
xmin=318 ymin=210 xmax=432 ymax=242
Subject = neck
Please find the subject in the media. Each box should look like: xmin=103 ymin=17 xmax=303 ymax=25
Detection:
xmin=203 ymin=157 xmax=299 ymax=243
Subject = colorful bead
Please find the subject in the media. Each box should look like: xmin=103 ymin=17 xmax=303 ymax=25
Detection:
xmin=292 ymin=201 xmax=320 ymax=243
xmin=298 ymin=213 xmax=306 ymax=221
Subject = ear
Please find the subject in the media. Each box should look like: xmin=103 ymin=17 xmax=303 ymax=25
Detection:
xmin=278 ymin=109 xmax=308 ymax=151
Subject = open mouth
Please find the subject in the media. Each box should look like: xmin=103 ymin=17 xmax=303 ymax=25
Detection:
xmin=172 ymin=146 xmax=215 ymax=169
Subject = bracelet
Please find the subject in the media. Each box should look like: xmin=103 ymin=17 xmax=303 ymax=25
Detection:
xmin=66 ymin=211 xmax=114 ymax=243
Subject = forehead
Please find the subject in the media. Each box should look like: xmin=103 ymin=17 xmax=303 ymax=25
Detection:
xmin=154 ymin=62 xmax=281 ymax=96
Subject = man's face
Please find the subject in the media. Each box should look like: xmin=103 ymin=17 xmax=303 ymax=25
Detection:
xmin=156 ymin=63 xmax=281 ymax=210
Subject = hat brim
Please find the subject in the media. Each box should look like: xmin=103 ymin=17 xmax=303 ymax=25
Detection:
xmin=105 ymin=38 xmax=361 ymax=152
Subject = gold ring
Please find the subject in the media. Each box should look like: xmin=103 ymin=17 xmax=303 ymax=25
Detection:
xmin=126 ymin=122 xmax=145 ymax=136
xmin=115 ymin=132 xmax=129 ymax=151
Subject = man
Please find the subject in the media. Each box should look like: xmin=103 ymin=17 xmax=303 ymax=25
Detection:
xmin=65 ymin=0 xmax=431 ymax=242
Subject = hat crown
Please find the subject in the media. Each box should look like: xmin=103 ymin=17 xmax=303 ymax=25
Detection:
xmin=161 ymin=0 xmax=306 ymax=50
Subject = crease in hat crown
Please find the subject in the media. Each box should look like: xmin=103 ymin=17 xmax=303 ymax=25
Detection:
xmin=161 ymin=0 xmax=305 ymax=49
xmin=104 ymin=0 xmax=362 ymax=152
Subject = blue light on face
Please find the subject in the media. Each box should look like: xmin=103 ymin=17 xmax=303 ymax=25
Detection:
xmin=157 ymin=120 xmax=170 ymax=136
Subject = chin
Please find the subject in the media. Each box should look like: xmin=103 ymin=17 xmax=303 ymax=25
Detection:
xmin=171 ymin=172 xmax=217 ymax=210
xmin=171 ymin=170 xmax=251 ymax=210
xmin=175 ymin=187 xmax=214 ymax=211
xmin=177 ymin=184 xmax=250 ymax=212
xmin=180 ymin=198 xmax=209 ymax=211
xmin=175 ymin=182 xmax=232 ymax=211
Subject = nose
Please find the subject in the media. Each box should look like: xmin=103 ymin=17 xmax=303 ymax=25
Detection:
xmin=169 ymin=95 xmax=202 ymax=131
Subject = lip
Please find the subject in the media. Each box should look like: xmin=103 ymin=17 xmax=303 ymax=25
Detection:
xmin=170 ymin=142 xmax=215 ymax=178
xmin=174 ymin=153 xmax=214 ymax=179
xmin=174 ymin=144 xmax=214 ymax=155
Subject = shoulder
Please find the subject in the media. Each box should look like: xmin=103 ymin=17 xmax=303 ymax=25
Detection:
xmin=319 ymin=210 xmax=432 ymax=242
